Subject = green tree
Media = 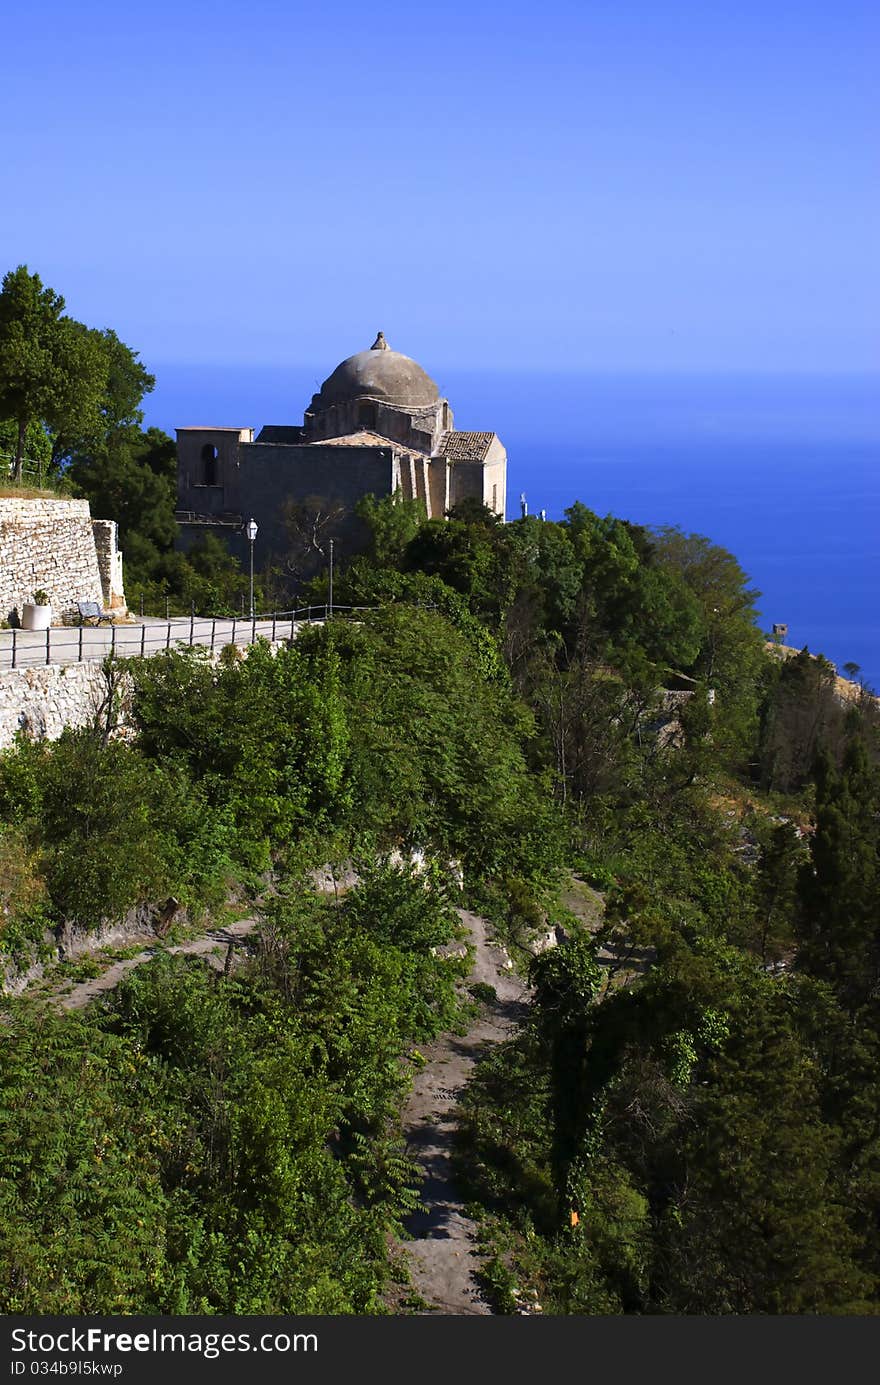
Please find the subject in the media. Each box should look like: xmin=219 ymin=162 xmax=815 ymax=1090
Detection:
xmin=0 ymin=267 xmax=100 ymax=481
xmin=51 ymin=326 xmax=155 ymax=466
xmin=0 ymin=417 xmax=52 ymax=484
xmin=0 ymin=265 xmax=155 ymax=483
xmin=129 ymin=640 xmax=349 ymax=868
xmin=402 ymin=515 xmax=504 ymax=618
xmin=797 ymin=738 xmax=880 ymax=1012
xmin=530 ymin=935 xmax=605 ymax=1213
xmin=297 ymin=607 xmax=562 ymax=879
xmin=68 ymin=425 xmax=177 ymax=559
xmin=562 ymin=505 xmax=703 ymax=673
xmin=744 ymin=817 xmax=805 ymax=966
xmin=656 ymin=980 xmax=873 ymax=1313
xmin=356 ymin=491 xmax=426 ymax=566
xmin=2 ymin=730 xmax=171 ymax=926
xmin=758 ymin=649 xmax=847 ymax=792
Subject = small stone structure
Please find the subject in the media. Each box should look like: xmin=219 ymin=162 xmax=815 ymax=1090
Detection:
xmin=91 ymin=519 xmax=126 ymax=610
xmin=0 ymin=497 xmax=125 ymax=624
xmin=175 ymin=332 xmax=508 ymax=570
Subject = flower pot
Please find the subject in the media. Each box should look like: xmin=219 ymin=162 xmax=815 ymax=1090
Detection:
xmin=21 ymin=603 xmax=51 ymax=631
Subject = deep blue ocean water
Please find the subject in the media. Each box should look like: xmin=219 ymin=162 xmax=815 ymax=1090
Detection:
xmin=144 ymin=367 xmax=880 ymax=689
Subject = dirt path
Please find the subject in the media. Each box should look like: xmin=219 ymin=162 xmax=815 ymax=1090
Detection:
xmin=38 ymin=898 xmax=530 ymax=1312
xmin=397 ymin=908 xmax=529 ymax=1314
xmin=53 ymin=918 xmax=259 ymax=1011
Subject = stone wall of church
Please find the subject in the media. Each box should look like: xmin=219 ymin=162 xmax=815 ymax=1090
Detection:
xmin=176 ymin=428 xmax=253 ymax=518
xmin=446 ymin=457 xmax=507 ymax=519
xmin=0 ymin=497 xmax=106 ymax=624
xmin=176 ymin=443 xmax=396 ymax=573
xmin=238 ymin=442 xmax=395 ymax=562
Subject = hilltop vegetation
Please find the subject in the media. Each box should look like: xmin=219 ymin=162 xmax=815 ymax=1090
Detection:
xmin=1 ymin=301 xmax=878 ymax=1312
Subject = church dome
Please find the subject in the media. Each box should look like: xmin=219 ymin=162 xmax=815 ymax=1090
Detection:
xmin=312 ymin=332 xmax=440 ymax=411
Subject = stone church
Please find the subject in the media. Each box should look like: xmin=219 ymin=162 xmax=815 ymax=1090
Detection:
xmin=174 ymin=333 xmax=508 ymax=571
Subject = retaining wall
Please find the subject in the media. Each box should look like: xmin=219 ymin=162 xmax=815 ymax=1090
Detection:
xmin=0 ymin=637 xmax=293 ymax=750
xmin=0 ymin=661 xmax=122 ymax=749
xmin=0 ymin=497 xmax=105 ymax=622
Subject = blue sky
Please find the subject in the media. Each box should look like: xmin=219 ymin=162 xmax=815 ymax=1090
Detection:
xmin=1 ymin=1 xmax=878 ymax=373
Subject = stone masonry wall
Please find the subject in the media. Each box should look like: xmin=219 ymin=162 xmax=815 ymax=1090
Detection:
xmin=0 ymin=497 xmax=105 ymax=623
xmin=91 ymin=519 xmax=127 ymax=610
xmin=0 ymin=637 xmax=296 ymax=751
xmin=0 ymin=661 xmax=121 ymax=749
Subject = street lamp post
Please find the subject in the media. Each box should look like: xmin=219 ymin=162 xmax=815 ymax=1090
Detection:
xmin=328 ymin=537 xmax=334 ymax=617
xmin=245 ymin=517 xmax=258 ymax=619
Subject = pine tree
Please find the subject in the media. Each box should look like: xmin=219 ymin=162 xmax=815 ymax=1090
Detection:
xmin=798 ymin=739 xmax=880 ymax=1012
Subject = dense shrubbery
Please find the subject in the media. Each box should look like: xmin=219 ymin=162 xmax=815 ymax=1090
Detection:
xmin=1 ymin=487 xmax=878 ymax=1316
xmin=318 ymin=498 xmax=879 ymax=1315
xmin=0 ymin=866 xmax=465 ymax=1313
xmin=0 ymin=605 xmax=561 ymax=955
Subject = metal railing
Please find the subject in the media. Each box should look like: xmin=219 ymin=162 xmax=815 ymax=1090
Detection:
xmin=0 ymin=605 xmax=376 ymax=672
xmin=1 ymin=454 xmax=65 ymax=492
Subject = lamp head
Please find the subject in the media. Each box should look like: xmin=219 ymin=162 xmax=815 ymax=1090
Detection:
xmin=245 ymin=518 xmax=258 ymax=542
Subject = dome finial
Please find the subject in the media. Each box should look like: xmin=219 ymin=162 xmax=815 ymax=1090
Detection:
xmin=370 ymin=331 xmax=389 ymax=351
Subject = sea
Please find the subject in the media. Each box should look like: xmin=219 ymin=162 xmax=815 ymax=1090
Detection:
xmin=143 ymin=367 xmax=880 ymax=690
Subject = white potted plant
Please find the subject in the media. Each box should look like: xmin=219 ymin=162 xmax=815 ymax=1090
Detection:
xmin=21 ymin=589 xmax=52 ymax=631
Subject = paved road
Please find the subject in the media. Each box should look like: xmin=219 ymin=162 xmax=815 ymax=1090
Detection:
xmin=0 ymin=615 xmax=307 ymax=670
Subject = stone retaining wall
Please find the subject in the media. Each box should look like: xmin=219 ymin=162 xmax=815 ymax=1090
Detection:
xmin=0 ymin=638 xmax=293 ymax=750
xmin=0 ymin=661 xmax=122 ymax=749
xmin=0 ymin=496 xmax=106 ymax=623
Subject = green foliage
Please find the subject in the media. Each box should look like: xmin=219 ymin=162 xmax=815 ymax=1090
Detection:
xmin=0 ymin=824 xmax=52 ymax=961
xmin=0 ymin=262 xmax=246 ymax=612
xmin=0 ymin=417 xmax=52 ymax=484
xmin=0 ymin=1009 xmax=174 ymax=1312
xmin=0 ymin=265 xmax=154 ymax=483
xmin=0 ymin=732 xmax=166 ymax=926
xmin=652 ymin=526 xmax=764 ymax=750
xmin=0 ymin=266 xmax=98 ymax=481
xmin=153 ymin=534 xmax=258 ymax=615
xmin=50 ymin=324 xmax=155 ymax=467
xmin=759 ymin=650 xmax=848 ymax=792
xmin=462 ymin=929 xmax=877 ymax=1314
xmin=0 ymin=864 xmax=466 ymax=1314
xmin=68 ymin=425 xmax=177 ymax=558
xmin=356 ymin=491 xmax=427 ymax=566
xmin=296 ymin=607 xmax=563 ymax=880
xmin=0 ymin=726 xmax=233 ymax=937
xmin=797 ymin=736 xmax=880 ymax=1012
xmin=129 ymin=641 xmax=348 ymax=869
xmin=730 ymin=815 xmax=806 ymax=964
xmin=647 ymin=969 xmax=873 ymax=1313
xmin=2 ymin=419 xmax=876 ymax=1320
xmin=562 ymin=504 xmax=703 ymax=672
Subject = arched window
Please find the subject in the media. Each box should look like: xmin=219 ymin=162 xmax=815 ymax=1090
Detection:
xmin=357 ymin=401 xmax=377 ymax=430
xmin=201 ymin=443 xmax=218 ymax=486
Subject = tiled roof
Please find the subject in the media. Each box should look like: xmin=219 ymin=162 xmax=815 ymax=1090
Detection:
xmin=437 ymin=431 xmax=496 ymax=461
xmin=307 ymin=430 xmax=401 ymax=449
